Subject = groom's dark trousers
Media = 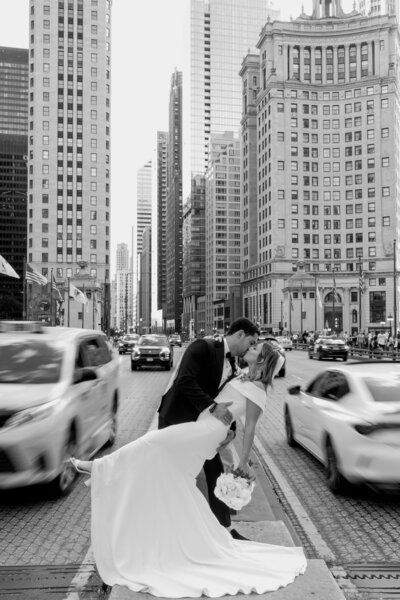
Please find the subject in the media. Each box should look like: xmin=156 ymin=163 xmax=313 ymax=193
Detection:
xmin=157 ymin=337 xmax=234 ymax=529
xmin=158 ymin=414 xmax=230 ymax=527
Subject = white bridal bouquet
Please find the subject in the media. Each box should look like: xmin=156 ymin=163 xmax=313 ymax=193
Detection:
xmin=214 ymin=467 xmax=255 ymax=511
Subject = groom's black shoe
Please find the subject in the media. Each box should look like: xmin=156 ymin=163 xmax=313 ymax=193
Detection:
xmin=230 ymin=528 xmax=249 ymax=541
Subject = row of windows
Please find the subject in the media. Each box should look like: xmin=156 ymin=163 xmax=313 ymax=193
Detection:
xmin=289 ymin=247 xmax=379 ymax=259
xmin=275 ymin=98 xmax=387 ymax=115
xmin=29 ymin=252 xmax=108 ymax=265
xmin=277 ymin=217 xmax=383 ymax=229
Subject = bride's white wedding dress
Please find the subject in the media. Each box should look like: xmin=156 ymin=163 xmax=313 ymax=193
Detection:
xmin=90 ymin=377 xmax=307 ymax=598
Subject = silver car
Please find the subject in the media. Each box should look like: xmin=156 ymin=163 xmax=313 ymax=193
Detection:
xmin=0 ymin=321 xmax=119 ymax=496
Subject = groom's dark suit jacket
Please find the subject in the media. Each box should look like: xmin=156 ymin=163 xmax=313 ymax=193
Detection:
xmin=158 ymin=337 xmax=235 ymax=425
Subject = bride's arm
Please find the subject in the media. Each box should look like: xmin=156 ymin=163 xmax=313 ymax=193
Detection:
xmin=237 ymin=398 xmax=262 ymax=473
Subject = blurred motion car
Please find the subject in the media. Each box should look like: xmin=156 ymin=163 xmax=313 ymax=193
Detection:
xmin=275 ymin=336 xmax=293 ymax=351
xmin=308 ymin=337 xmax=349 ymax=361
xmin=284 ymin=362 xmax=400 ymax=493
xmin=131 ymin=334 xmax=173 ymax=370
xmin=257 ymin=335 xmax=286 ymax=377
xmin=118 ymin=334 xmax=140 ymax=354
xmin=168 ymin=333 xmax=182 ymax=347
xmin=0 ymin=321 xmax=119 ymax=496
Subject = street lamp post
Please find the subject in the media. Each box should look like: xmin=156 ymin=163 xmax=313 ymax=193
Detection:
xmin=394 ymin=239 xmax=397 ymax=338
xmin=387 ymin=313 xmax=393 ymax=338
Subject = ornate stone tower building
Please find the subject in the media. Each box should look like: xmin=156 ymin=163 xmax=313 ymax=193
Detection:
xmin=240 ymin=0 xmax=400 ymax=335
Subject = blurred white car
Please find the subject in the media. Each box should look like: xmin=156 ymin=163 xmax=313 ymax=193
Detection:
xmin=0 ymin=321 xmax=119 ymax=496
xmin=284 ymin=362 xmax=400 ymax=494
xmin=275 ymin=336 xmax=293 ymax=351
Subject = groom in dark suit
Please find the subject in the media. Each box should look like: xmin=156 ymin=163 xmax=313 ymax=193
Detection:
xmin=158 ymin=317 xmax=260 ymax=538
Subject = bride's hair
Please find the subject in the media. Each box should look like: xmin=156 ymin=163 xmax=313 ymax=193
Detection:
xmin=246 ymin=342 xmax=282 ymax=390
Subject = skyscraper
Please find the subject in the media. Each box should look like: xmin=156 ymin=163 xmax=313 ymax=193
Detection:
xmin=134 ymin=160 xmax=152 ymax=328
xmin=240 ymin=0 xmax=399 ymax=335
xmin=165 ymin=70 xmax=183 ymax=332
xmin=358 ymin=0 xmax=399 ymax=18
xmin=183 ymin=0 xmax=279 ymax=333
xmin=0 ymin=47 xmax=28 ymax=319
xmin=28 ymin=0 xmax=112 ymax=287
xmin=205 ymin=132 xmax=241 ymax=331
xmin=156 ymin=131 xmax=168 ymax=314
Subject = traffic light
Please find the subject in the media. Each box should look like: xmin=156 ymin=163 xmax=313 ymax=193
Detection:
xmin=334 ymin=318 xmax=339 ymax=328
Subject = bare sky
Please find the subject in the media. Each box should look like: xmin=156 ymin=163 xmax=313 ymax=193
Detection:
xmin=0 ymin=0 xmax=353 ymax=273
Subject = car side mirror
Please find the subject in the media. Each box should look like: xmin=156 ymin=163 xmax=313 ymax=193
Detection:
xmin=288 ymin=385 xmax=301 ymax=395
xmin=74 ymin=367 xmax=97 ymax=384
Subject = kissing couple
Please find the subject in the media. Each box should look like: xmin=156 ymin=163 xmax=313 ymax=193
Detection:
xmin=71 ymin=317 xmax=306 ymax=597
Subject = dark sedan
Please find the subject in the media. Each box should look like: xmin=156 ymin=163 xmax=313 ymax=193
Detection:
xmin=131 ymin=334 xmax=173 ymax=371
xmin=118 ymin=334 xmax=140 ymax=354
xmin=308 ymin=338 xmax=349 ymax=361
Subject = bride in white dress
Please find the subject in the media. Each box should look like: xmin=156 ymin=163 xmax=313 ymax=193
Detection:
xmin=71 ymin=342 xmax=306 ymax=598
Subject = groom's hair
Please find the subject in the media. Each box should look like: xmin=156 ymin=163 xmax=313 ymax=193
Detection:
xmin=226 ymin=318 xmax=260 ymax=337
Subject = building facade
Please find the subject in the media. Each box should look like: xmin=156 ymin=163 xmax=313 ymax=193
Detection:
xmin=28 ymin=0 xmax=112 ymax=327
xmin=133 ymin=160 xmax=152 ymax=329
xmin=205 ymin=132 xmax=241 ymax=332
xmin=0 ymin=47 xmax=28 ymax=320
xmin=358 ymin=0 xmax=399 ymax=19
xmin=182 ymin=0 xmax=279 ymax=333
xmin=114 ymin=242 xmax=133 ymax=331
xmin=165 ymin=70 xmax=183 ymax=332
xmin=156 ymin=131 xmax=167 ymax=315
xmin=240 ymin=0 xmax=400 ymax=336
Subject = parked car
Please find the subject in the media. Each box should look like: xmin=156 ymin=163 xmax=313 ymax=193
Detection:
xmin=131 ymin=334 xmax=173 ymax=370
xmin=257 ymin=335 xmax=286 ymax=377
xmin=275 ymin=336 xmax=293 ymax=351
xmin=118 ymin=334 xmax=140 ymax=354
xmin=0 ymin=321 xmax=119 ymax=496
xmin=284 ymin=362 xmax=400 ymax=493
xmin=168 ymin=333 xmax=182 ymax=347
xmin=308 ymin=337 xmax=349 ymax=361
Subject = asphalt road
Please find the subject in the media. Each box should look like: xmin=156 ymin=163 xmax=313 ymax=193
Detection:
xmin=255 ymin=350 xmax=400 ymax=565
xmin=1 ymin=347 xmax=399 ymax=599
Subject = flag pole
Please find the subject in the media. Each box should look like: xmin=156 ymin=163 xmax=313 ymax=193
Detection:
xmin=394 ymin=239 xmax=397 ymax=338
xmin=50 ymin=268 xmax=54 ymax=326
xmin=332 ymin=267 xmax=336 ymax=334
xmin=358 ymin=257 xmax=362 ymax=335
xmin=23 ymin=257 xmax=27 ymax=321
xmin=289 ymin=292 xmax=292 ymax=335
xmin=67 ymin=277 xmax=70 ymax=327
xmin=82 ymin=284 xmax=85 ymax=329
xmin=92 ymin=285 xmax=96 ymax=329
xmin=314 ymin=276 xmax=317 ymax=333
xmin=300 ymin=282 xmax=303 ymax=337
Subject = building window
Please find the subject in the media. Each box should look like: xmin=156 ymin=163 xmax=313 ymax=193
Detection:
xmin=369 ymin=291 xmax=386 ymax=323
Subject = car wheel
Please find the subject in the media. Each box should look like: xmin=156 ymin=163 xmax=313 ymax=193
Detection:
xmin=284 ymin=407 xmax=297 ymax=447
xmin=165 ymin=363 xmax=171 ymax=371
xmin=325 ymin=439 xmax=347 ymax=494
xmin=105 ymin=402 xmax=118 ymax=447
xmin=47 ymin=429 xmax=77 ymax=497
xmin=131 ymin=363 xmax=137 ymax=370
xmin=343 ymin=355 xmax=348 ymax=362
xmin=318 ymin=351 xmax=323 ymax=361
xmin=308 ymin=353 xmax=313 ymax=359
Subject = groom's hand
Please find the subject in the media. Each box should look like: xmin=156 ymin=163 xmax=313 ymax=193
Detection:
xmin=211 ymin=402 xmax=233 ymax=426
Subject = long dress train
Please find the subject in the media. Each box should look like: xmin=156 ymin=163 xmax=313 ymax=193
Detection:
xmin=90 ymin=378 xmax=307 ymax=598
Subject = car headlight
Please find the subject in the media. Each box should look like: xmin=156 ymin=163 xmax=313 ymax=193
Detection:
xmin=344 ymin=345 xmax=349 ymax=350
xmin=4 ymin=401 xmax=57 ymax=430
xmin=160 ymin=348 xmax=170 ymax=358
xmin=132 ymin=349 xmax=140 ymax=357
xmin=321 ymin=345 xmax=329 ymax=349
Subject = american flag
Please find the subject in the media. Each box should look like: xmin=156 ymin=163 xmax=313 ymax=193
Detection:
xmin=26 ymin=263 xmax=48 ymax=286
xmin=289 ymin=291 xmax=294 ymax=311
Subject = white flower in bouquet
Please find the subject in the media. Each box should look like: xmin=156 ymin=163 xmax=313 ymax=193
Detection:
xmin=214 ymin=468 xmax=255 ymax=511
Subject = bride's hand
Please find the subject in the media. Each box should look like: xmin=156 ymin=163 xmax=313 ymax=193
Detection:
xmin=216 ymin=430 xmax=235 ymax=453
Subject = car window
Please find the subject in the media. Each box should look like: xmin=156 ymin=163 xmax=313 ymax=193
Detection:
xmin=305 ymin=372 xmax=327 ymax=395
xmin=0 ymin=340 xmax=64 ymax=383
xmin=139 ymin=336 xmax=168 ymax=347
xmin=318 ymin=371 xmax=350 ymax=401
xmin=80 ymin=337 xmax=110 ymax=367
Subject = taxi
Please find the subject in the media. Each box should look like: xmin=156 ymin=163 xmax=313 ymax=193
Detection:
xmin=0 ymin=321 xmax=119 ymax=496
